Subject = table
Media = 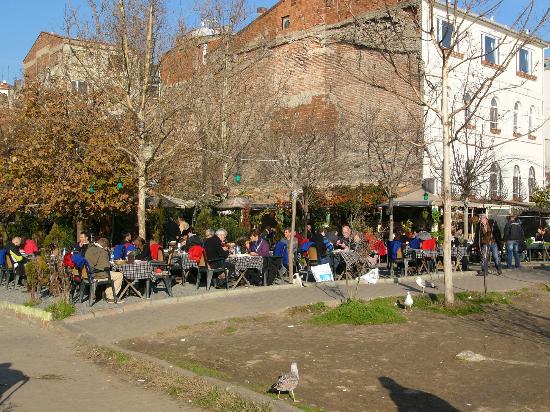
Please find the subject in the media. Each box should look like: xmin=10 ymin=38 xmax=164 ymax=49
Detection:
xmin=227 ymin=255 xmax=264 ymax=288
xmin=113 ymin=261 xmax=154 ymax=299
xmin=331 ymin=250 xmax=362 ymax=280
xmin=170 ymin=253 xmax=199 ymax=284
xmin=527 ymin=242 xmax=550 ymax=262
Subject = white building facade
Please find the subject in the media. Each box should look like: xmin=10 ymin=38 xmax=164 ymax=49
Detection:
xmin=421 ymin=1 xmax=548 ymax=202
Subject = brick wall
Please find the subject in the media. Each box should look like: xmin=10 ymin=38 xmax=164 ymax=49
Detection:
xmin=160 ymin=1 xmax=423 ymax=198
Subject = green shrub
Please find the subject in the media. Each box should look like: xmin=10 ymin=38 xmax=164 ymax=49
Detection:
xmin=43 ymin=223 xmax=74 ymax=250
xmin=194 ymin=207 xmax=248 ymax=241
xmin=311 ymin=298 xmax=406 ymax=326
xmin=46 ymin=300 xmax=76 ymax=320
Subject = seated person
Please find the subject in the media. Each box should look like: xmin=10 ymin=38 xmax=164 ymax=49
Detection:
xmin=23 ymin=237 xmax=39 ymax=256
xmin=309 ymin=230 xmax=330 ymax=264
xmin=535 ymin=227 xmax=550 ymax=242
xmin=248 ymin=229 xmax=270 ymax=257
xmin=273 ymin=228 xmax=297 ymax=271
xmin=408 ymin=230 xmax=421 ymax=249
xmin=335 ymin=225 xmax=353 ymax=250
xmin=132 ymin=237 xmax=151 ymax=261
xmin=204 ymin=229 xmax=235 ymax=285
xmin=84 ymin=238 xmax=123 ymax=303
xmin=0 ymin=238 xmax=7 ymax=268
xmin=8 ymin=237 xmax=27 ymax=283
xmin=74 ymin=232 xmax=90 ymax=256
xmin=149 ymin=238 xmax=162 ymax=261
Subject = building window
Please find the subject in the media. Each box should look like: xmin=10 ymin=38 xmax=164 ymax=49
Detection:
xmin=489 ymin=97 xmax=499 ymax=131
xmin=282 ymin=16 xmax=291 ymax=30
xmin=483 ymin=34 xmax=498 ymax=64
xmin=528 ymin=166 xmax=536 ymax=201
xmin=513 ymin=165 xmax=521 ymax=200
xmin=528 ymin=105 xmax=535 ymax=134
xmin=71 ymin=80 xmax=88 ymax=94
xmin=518 ymin=48 xmax=531 ymax=74
xmin=513 ymin=101 xmax=521 ymax=134
xmin=439 ymin=20 xmax=454 ymax=49
xmin=490 ymin=162 xmax=502 ymax=198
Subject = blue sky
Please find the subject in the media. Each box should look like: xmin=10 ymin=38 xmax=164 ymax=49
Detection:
xmin=1 ymin=0 xmax=548 ymax=84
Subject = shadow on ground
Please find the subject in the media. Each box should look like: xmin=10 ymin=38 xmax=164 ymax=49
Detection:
xmin=379 ymin=377 xmax=460 ymax=412
xmin=0 ymin=362 xmax=29 ymax=407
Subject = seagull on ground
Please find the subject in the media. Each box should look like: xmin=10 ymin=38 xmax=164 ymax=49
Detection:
xmin=404 ymin=292 xmax=414 ymax=311
xmin=415 ymin=276 xmax=426 ymax=293
xmin=271 ymin=362 xmax=299 ymax=402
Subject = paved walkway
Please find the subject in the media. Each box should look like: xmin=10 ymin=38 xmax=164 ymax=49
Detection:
xmin=0 ymin=313 xmax=197 ymax=412
xmin=65 ymin=268 xmax=550 ymax=344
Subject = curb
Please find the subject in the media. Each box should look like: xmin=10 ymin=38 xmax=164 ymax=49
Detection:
xmin=63 ymin=270 xmax=478 ymax=323
xmin=0 ymin=301 xmax=52 ymax=322
xmin=58 ymin=322 xmax=302 ymax=412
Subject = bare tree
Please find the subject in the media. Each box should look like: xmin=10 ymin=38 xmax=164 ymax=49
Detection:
xmin=345 ymin=108 xmax=423 ymax=240
xmin=348 ymin=0 xmax=549 ymax=305
xmin=65 ymin=0 xmax=191 ymax=238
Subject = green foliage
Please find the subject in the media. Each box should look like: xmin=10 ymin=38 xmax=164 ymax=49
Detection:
xmin=311 ymin=298 xmax=406 ymax=326
xmin=401 ymin=219 xmax=413 ymax=234
xmin=43 ymin=223 xmax=74 ymax=250
xmin=45 ymin=300 xmax=76 ymax=320
xmin=531 ymin=185 xmax=550 ymax=209
xmin=193 ymin=207 xmax=248 ymax=241
xmin=414 ymin=291 xmax=514 ymax=316
xmin=23 ymin=299 xmax=41 ymax=307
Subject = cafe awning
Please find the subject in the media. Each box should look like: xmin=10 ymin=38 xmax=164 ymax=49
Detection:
xmin=146 ymin=194 xmax=195 ymax=209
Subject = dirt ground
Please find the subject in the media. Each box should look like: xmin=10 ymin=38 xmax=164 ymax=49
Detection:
xmin=122 ymin=287 xmax=550 ymax=412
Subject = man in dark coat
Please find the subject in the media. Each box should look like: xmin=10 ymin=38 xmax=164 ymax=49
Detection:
xmin=503 ymin=214 xmax=524 ymax=269
xmin=203 ymin=229 xmax=235 ymax=285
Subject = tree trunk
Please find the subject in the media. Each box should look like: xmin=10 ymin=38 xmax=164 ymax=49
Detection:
xmin=302 ymin=199 xmax=309 ymax=237
xmin=137 ymin=162 xmax=147 ymax=240
xmin=289 ymin=191 xmax=298 ymax=284
xmin=442 ymin=71 xmax=454 ymax=306
xmin=76 ymin=218 xmax=84 ymax=242
xmin=388 ymin=197 xmax=395 ymax=241
xmin=463 ymin=198 xmax=469 ymax=241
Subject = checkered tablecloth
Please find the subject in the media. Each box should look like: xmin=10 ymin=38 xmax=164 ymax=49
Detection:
xmin=332 ymin=250 xmax=362 ymax=267
xmin=227 ymin=255 xmax=264 ymax=272
xmin=175 ymin=253 xmax=198 ymax=270
xmin=113 ymin=261 xmax=154 ymax=280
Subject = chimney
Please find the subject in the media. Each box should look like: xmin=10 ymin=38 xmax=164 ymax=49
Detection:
xmin=257 ymin=7 xmax=268 ymax=17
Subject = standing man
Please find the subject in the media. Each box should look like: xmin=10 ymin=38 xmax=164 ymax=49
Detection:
xmin=474 ymin=215 xmax=503 ymax=276
xmin=503 ymin=214 xmax=524 ymax=269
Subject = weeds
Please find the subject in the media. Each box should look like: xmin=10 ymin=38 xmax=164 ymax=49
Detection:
xmin=23 ymin=299 xmax=41 ymax=308
xmin=224 ymin=326 xmax=238 ymax=334
xmin=287 ymin=302 xmax=328 ymax=316
xmin=414 ymin=291 xmax=514 ymax=316
xmin=81 ymin=345 xmax=269 ymax=412
xmin=311 ymin=299 xmax=406 ymax=326
xmin=45 ymin=300 xmax=75 ymax=320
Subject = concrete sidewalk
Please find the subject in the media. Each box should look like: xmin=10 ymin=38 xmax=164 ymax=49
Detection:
xmin=64 ymin=268 xmax=550 ymax=344
xmin=0 ymin=313 xmax=196 ymax=412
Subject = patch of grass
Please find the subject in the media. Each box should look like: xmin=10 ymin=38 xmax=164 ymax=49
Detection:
xmin=45 ymin=300 xmax=75 ymax=320
xmin=81 ymin=344 xmax=270 ymax=412
xmin=414 ymin=291 xmax=514 ymax=316
xmin=23 ymin=299 xmax=41 ymax=307
xmin=288 ymin=302 xmax=329 ymax=316
xmin=311 ymin=298 xmax=406 ymax=326
xmin=159 ymin=351 xmax=226 ymax=379
xmin=223 ymin=326 xmax=238 ymax=334
xmin=540 ymin=284 xmax=550 ymax=292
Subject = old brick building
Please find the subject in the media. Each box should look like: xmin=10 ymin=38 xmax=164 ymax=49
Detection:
xmin=161 ymin=0 xmax=423 ymax=200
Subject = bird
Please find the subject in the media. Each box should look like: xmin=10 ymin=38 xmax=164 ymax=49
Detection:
xmin=416 ymin=276 xmax=426 ymax=293
xmin=271 ymin=362 xmax=299 ymax=402
xmin=404 ymin=292 xmax=414 ymax=311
